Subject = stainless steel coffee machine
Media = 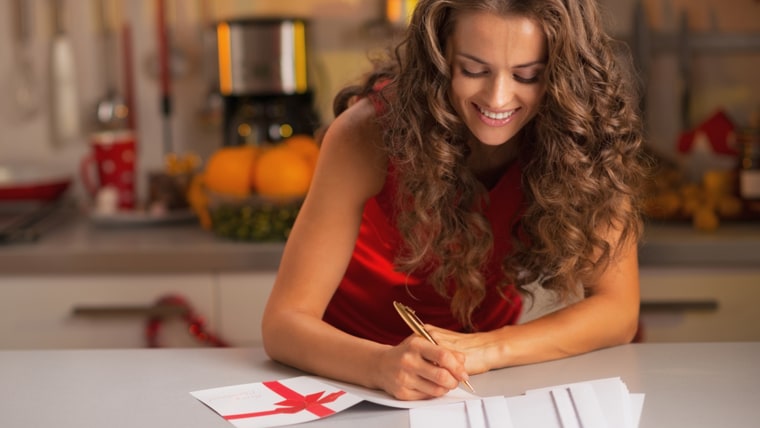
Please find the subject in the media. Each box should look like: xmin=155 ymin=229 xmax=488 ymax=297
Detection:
xmin=216 ymin=17 xmax=320 ymax=146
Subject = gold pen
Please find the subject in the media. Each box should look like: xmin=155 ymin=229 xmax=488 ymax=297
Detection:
xmin=393 ymin=301 xmax=476 ymax=393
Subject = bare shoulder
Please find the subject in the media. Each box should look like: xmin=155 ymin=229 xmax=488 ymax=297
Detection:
xmin=324 ymin=97 xmax=385 ymax=154
xmin=316 ymin=98 xmax=388 ymax=197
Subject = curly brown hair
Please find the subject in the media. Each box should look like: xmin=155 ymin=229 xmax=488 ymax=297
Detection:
xmin=332 ymin=0 xmax=647 ymax=329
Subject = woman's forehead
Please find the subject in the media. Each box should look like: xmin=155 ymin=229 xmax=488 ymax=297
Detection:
xmin=448 ymin=10 xmax=547 ymax=65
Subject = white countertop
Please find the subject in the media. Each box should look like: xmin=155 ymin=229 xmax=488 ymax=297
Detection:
xmin=0 ymin=343 xmax=758 ymax=427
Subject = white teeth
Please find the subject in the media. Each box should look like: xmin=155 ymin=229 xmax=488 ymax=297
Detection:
xmin=478 ymin=107 xmax=515 ymax=120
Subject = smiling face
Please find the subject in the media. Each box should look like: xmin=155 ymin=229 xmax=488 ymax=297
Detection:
xmin=447 ymin=10 xmax=548 ymax=149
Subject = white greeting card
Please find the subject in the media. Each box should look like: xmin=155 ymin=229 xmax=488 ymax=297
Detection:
xmin=191 ymin=376 xmax=364 ymax=428
xmin=191 ymin=375 xmax=478 ymax=428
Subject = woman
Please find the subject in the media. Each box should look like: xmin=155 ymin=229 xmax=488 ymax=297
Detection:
xmin=262 ymin=0 xmax=646 ymax=400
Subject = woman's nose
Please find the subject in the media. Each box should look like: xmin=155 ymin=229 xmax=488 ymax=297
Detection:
xmin=485 ymin=74 xmax=514 ymax=109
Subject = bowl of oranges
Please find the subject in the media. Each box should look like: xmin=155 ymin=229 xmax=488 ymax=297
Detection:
xmin=187 ymin=135 xmax=319 ymax=241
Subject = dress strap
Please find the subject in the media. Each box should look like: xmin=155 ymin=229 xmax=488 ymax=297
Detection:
xmin=367 ymin=79 xmax=391 ymax=117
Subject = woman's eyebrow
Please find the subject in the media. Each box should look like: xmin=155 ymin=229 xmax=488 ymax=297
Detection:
xmin=457 ymin=53 xmax=489 ymax=65
xmin=456 ymin=53 xmax=546 ymax=69
xmin=512 ymin=60 xmax=546 ymax=69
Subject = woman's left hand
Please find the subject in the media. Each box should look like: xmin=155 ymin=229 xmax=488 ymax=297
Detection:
xmin=425 ymin=326 xmax=502 ymax=375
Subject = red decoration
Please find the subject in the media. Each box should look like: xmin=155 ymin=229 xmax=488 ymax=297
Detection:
xmin=145 ymin=294 xmax=228 ymax=348
xmin=677 ymin=110 xmax=738 ymax=156
xmin=223 ymin=381 xmax=346 ymax=420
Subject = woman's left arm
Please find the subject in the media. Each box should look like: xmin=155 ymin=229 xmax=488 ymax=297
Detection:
xmin=430 ymin=235 xmax=640 ymax=374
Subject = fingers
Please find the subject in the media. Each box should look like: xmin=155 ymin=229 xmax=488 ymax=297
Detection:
xmin=417 ymin=339 xmax=469 ymax=384
xmin=426 ymin=326 xmax=491 ymax=375
xmin=390 ymin=366 xmax=453 ymax=400
xmin=381 ymin=336 xmax=469 ymax=400
xmin=425 ymin=325 xmax=467 ymax=365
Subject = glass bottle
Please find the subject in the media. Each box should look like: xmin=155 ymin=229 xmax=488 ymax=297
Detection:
xmin=737 ymin=127 xmax=760 ymax=214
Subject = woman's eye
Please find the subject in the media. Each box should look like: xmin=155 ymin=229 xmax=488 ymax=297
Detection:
xmin=461 ymin=67 xmax=487 ymax=77
xmin=514 ymin=74 xmax=541 ymax=84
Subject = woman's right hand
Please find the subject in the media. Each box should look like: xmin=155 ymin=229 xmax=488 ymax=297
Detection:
xmin=373 ymin=335 xmax=470 ymax=400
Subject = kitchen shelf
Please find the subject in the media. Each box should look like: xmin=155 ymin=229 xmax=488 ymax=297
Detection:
xmin=631 ymin=0 xmax=760 ymax=129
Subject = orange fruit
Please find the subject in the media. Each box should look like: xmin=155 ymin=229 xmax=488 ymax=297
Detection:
xmin=283 ymin=134 xmax=320 ymax=170
xmin=254 ymin=145 xmax=313 ymax=198
xmin=203 ymin=145 xmax=258 ymax=197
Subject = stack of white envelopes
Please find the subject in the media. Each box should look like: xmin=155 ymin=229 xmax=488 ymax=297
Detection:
xmin=409 ymin=377 xmax=644 ymax=428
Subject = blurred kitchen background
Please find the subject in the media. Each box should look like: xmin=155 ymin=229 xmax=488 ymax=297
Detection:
xmin=0 ymin=0 xmax=758 ymax=200
xmin=0 ymin=0 xmax=758 ymax=350
xmin=0 ymin=0 xmax=392 ymax=200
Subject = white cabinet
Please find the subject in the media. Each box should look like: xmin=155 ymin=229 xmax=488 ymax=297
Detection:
xmin=0 ymin=274 xmax=217 ymax=349
xmin=519 ymin=268 xmax=760 ymax=343
xmin=639 ymin=267 xmax=760 ymax=342
xmin=216 ymin=272 xmax=277 ymax=347
xmin=0 ymin=271 xmax=279 ymax=350
xmin=5 ymin=266 xmax=757 ymax=349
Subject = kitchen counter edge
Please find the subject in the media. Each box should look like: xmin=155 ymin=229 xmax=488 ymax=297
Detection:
xmin=0 ymin=217 xmax=759 ymax=275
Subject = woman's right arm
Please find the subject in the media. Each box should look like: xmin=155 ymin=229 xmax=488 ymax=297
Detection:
xmin=261 ymin=99 xmax=468 ymax=400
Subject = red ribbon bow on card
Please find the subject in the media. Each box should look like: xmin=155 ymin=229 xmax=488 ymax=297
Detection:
xmin=224 ymin=381 xmax=346 ymax=420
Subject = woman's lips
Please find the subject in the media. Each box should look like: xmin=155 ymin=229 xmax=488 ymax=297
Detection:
xmin=475 ymin=103 xmax=518 ymax=125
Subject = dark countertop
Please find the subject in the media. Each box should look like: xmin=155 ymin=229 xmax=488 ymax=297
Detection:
xmin=0 ymin=211 xmax=285 ymax=274
xmin=0 ymin=211 xmax=758 ymax=275
xmin=638 ymin=220 xmax=760 ymax=268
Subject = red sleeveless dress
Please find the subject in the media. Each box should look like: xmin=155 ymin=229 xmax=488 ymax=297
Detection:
xmin=322 ymin=88 xmax=524 ymax=345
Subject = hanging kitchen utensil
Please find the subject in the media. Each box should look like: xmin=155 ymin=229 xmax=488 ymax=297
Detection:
xmin=156 ymin=0 xmax=173 ymax=156
xmin=122 ymin=21 xmax=137 ymax=130
xmin=49 ymin=0 xmax=81 ymax=147
xmin=9 ymin=0 xmax=39 ymax=120
xmin=196 ymin=0 xmax=222 ymax=130
xmin=94 ymin=0 xmax=129 ymax=129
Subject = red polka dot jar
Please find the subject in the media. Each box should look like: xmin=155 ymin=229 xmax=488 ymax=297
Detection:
xmin=80 ymin=130 xmax=137 ymax=210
